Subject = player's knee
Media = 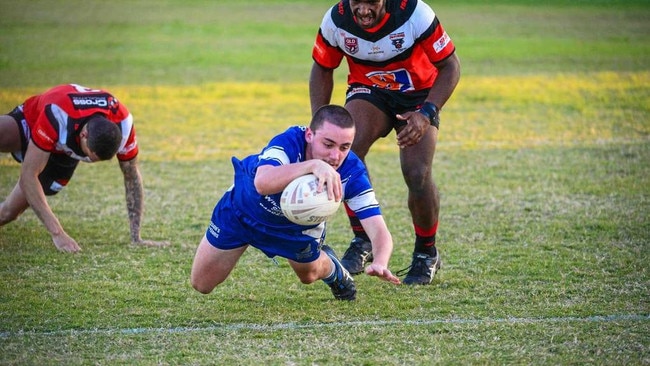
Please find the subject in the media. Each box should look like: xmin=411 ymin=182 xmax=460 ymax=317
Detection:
xmin=190 ymin=272 xmax=222 ymax=294
xmin=190 ymin=279 xmax=215 ymax=294
xmin=298 ymin=276 xmax=317 ymax=285
xmin=296 ymin=271 xmax=320 ymax=285
xmin=0 ymin=203 xmax=19 ymax=226
xmin=403 ymin=167 xmax=432 ymax=191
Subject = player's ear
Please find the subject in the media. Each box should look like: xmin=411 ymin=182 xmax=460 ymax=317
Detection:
xmin=79 ymin=124 xmax=88 ymax=138
xmin=305 ymin=127 xmax=314 ymax=143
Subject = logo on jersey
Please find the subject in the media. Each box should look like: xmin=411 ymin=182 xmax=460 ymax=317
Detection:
xmin=338 ymin=0 xmax=346 ymax=15
xmin=261 ymin=194 xmax=283 ymax=217
xmin=122 ymin=140 xmax=138 ymax=155
xmin=390 ymin=32 xmax=405 ymax=50
xmin=366 ymin=45 xmax=384 ymax=57
xmin=366 ymin=69 xmax=414 ymax=92
xmin=34 ymin=127 xmax=55 ymax=146
xmin=69 ymin=93 xmax=120 ymax=114
xmin=344 ymin=37 xmax=359 ymax=54
xmin=433 ymin=32 xmax=451 ymax=53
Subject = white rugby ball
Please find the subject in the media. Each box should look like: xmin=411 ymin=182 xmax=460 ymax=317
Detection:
xmin=280 ymin=174 xmax=341 ymax=225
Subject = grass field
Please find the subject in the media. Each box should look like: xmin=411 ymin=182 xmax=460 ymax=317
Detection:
xmin=1 ymin=0 xmax=649 ymax=365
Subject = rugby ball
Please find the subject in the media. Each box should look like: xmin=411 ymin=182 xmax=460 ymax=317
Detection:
xmin=280 ymin=174 xmax=341 ymax=225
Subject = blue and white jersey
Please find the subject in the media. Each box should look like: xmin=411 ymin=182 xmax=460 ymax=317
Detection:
xmin=230 ymin=126 xmax=381 ymax=228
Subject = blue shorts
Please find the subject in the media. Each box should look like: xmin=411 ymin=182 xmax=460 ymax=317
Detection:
xmin=204 ymin=190 xmax=326 ymax=263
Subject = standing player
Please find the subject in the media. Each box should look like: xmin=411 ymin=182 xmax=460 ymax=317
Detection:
xmin=309 ymin=0 xmax=461 ymax=285
xmin=0 ymin=84 xmax=168 ymax=252
xmin=191 ymin=105 xmax=400 ymax=301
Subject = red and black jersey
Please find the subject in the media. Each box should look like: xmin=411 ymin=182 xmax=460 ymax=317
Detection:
xmin=312 ymin=0 xmax=456 ymax=92
xmin=22 ymin=84 xmax=138 ymax=162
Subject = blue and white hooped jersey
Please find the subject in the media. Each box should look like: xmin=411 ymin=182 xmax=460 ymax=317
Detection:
xmin=230 ymin=126 xmax=381 ymax=228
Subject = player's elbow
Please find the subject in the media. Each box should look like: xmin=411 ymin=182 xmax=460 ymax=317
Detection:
xmin=254 ymin=183 xmax=269 ymax=196
xmin=253 ymin=176 xmax=274 ymax=195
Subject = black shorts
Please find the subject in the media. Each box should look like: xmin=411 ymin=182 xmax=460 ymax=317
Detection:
xmin=7 ymin=106 xmax=79 ymax=196
xmin=345 ymin=83 xmax=430 ymax=130
xmin=37 ymin=154 xmax=79 ymax=196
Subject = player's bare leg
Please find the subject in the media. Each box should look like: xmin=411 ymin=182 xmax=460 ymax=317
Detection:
xmin=289 ymin=249 xmax=337 ymax=284
xmin=0 ymin=115 xmax=30 ymax=225
xmin=396 ymin=126 xmax=442 ymax=285
xmin=0 ymin=183 xmax=29 ymax=226
xmin=0 ymin=115 xmax=22 ymax=152
xmin=289 ymin=245 xmax=356 ymax=300
xmin=400 ymin=125 xmax=439 ymax=231
xmin=339 ymin=99 xmax=392 ymax=274
xmin=190 ymin=236 xmax=248 ymax=294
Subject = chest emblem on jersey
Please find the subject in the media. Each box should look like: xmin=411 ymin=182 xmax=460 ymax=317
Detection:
xmin=344 ymin=37 xmax=359 ymax=54
xmin=366 ymin=69 xmax=414 ymax=92
xmin=390 ymin=32 xmax=405 ymax=50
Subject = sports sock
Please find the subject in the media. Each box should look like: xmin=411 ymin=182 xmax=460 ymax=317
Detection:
xmin=322 ymin=258 xmax=340 ymax=284
xmin=345 ymin=203 xmax=370 ymax=242
xmin=414 ymin=222 xmax=438 ymax=257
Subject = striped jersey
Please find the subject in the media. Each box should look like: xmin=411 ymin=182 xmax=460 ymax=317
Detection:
xmin=21 ymin=84 xmax=138 ymax=162
xmin=312 ymin=0 xmax=456 ymax=92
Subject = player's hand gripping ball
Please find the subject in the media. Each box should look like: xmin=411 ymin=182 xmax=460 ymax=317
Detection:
xmin=280 ymin=174 xmax=341 ymax=225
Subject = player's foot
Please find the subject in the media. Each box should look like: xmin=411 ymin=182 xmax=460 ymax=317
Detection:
xmin=322 ymin=244 xmax=357 ymax=301
xmin=340 ymin=237 xmax=373 ymax=275
xmin=397 ymin=251 xmax=442 ymax=285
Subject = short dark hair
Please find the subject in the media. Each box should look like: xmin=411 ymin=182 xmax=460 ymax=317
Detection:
xmin=310 ymin=104 xmax=355 ymax=131
xmin=86 ymin=115 xmax=122 ymax=160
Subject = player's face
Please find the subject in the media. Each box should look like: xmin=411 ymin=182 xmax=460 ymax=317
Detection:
xmin=306 ymin=121 xmax=354 ymax=170
xmin=350 ymin=0 xmax=386 ymax=29
xmin=79 ymin=125 xmax=101 ymax=162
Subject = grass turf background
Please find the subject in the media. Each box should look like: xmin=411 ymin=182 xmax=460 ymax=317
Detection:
xmin=0 ymin=0 xmax=648 ymax=364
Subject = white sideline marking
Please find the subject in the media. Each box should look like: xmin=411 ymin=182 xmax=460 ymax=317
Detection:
xmin=1 ymin=314 xmax=648 ymax=339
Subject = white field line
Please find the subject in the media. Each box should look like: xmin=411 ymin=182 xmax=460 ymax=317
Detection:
xmin=1 ymin=314 xmax=648 ymax=339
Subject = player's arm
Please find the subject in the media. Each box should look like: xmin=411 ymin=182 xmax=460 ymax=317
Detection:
xmin=118 ymin=157 xmax=143 ymax=242
xmin=359 ymin=215 xmax=400 ymax=284
xmin=309 ymin=63 xmax=335 ymax=115
xmin=254 ymin=159 xmax=342 ymax=201
xmin=20 ymin=141 xmax=81 ymax=252
xmin=418 ymin=15 xmax=461 ymax=112
xmin=118 ymin=157 xmax=168 ymax=247
xmin=427 ymin=52 xmax=461 ymax=112
xmin=396 ymin=52 xmax=461 ymax=148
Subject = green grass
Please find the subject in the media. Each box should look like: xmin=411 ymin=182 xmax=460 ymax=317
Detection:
xmin=1 ymin=0 xmax=649 ymax=364
xmin=0 ymin=0 xmax=648 ymax=86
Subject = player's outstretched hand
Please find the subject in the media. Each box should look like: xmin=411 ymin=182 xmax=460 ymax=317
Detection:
xmin=52 ymin=232 xmax=81 ymax=253
xmin=132 ymin=239 xmax=171 ymax=248
xmin=365 ymin=263 xmax=401 ymax=285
